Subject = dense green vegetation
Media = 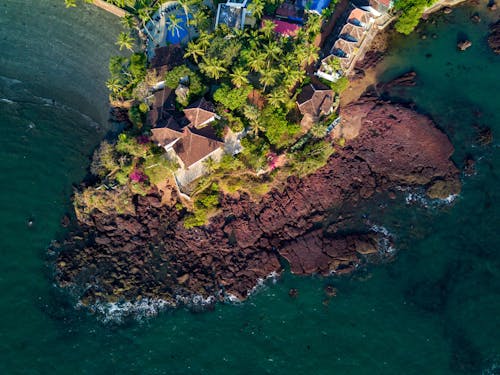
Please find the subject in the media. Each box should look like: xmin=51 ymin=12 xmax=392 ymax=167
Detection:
xmin=394 ymin=0 xmax=435 ymax=34
xmin=72 ymin=0 xmax=344 ymax=227
xmin=75 ymin=132 xmax=177 ymax=221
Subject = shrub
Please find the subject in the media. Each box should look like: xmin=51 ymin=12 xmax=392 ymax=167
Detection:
xmin=213 ymin=84 xmax=251 ymax=111
xmin=143 ymin=153 xmax=178 ymax=185
xmin=330 ymin=76 xmax=349 ymax=94
xmin=116 ymin=133 xmax=149 ymax=158
xmin=164 ymin=65 xmax=206 ymax=105
xmin=73 ymin=185 xmax=135 ymax=222
xmin=289 ymin=140 xmax=335 ymax=177
xmin=90 ymin=141 xmax=119 ymax=178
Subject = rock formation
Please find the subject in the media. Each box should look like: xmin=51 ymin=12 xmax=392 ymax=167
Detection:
xmin=55 ymin=94 xmax=461 ymax=310
xmin=488 ymin=20 xmax=500 ymax=54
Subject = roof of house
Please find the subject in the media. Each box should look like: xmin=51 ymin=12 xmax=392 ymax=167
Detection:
xmin=296 ymin=83 xmax=334 ymax=116
xmin=149 ymin=45 xmax=184 ymax=75
xmin=151 ymin=121 xmax=184 ymax=148
xmin=348 ymin=8 xmax=371 ymax=25
xmin=216 ymin=3 xmax=244 ymax=29
xmin=276 ymin=2 xmax=302 ymax=20
xmin=173 ymin=127 xmax=224 ymax=168
xmin=262 ymin=17 xmax=301 ymax=37
xmin=148 ymin=88 xmax=176 ymax=126
xmin=370 ymin=0 xmax=392 ymax=8
xmin=183 ymin=98 xmax=217 ymax=127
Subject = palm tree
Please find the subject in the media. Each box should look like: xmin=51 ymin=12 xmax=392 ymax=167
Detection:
xmin=305 ymin=14 xmax=323 ymax=38
xmin=138 ymin=7 xmax=154 ymax=40
xmin=230 ymin=66 xmax=249 ymax=88
xmin=199 ymin=57 xmax=227 ymax=80
xmin=190 ymin=9 xmax=210 ymax=31
xmin=243 ymin=104 xmax=260 ymax=123
xmin=264 ymin=41 xmax=282 ymax=67
xmin=196 ymin=30 xmax=212 ymax=50
xmin=283 ymin=68 xmax=306 ymax=91
xmin=248 ymin=51 xmax=266 ymax=72
xmin=184 ymin=41 xmax=205 ymax=63
xmin=106 ymin=78 xmax=122 ymax=98
xmin=247 ymin=0 xmax=264 ymax=20
xmin=267 ymin=89 xmax=288 ymax=107
xmin=261 ymin=19 xmax=275 ymax=40
xmin=166 ymin=13 xmax=184 ymax=38
xmin=296 ymin=43 xmax=319 ymax=68
xmin=65 ymin=0 xmax=76 ymax=8
xmin=121 ymin=14 xmax=136 ymax=31
xmin=259 ymin=69 xmax=278 ymax=92
xmin=116 ymin=32 xmax=134 ymax=51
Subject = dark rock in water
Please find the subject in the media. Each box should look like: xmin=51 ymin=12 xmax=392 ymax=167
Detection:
xmin=324 ymin=285 xmax=338 ymax=297
xmin=443 ymin=6 xmax=453 ymax=14
xmin=488 ymin=20 xmax=500 ymax=54
xmin=463 ymin=155 xmax=476 ymax=176
xmin=379 ymin=71 xmax=417 ymax=92
xmin=470 ymin=13 xmax=481 ymax=23
xmin=288 ymin=288 xmax=299 ymax=298
xmin=488 ymin=1 xmax=497 ymax=11
xmin=475 ymin=125 xmax=493 ymax=145
xmin=457 ymin=40 xmax=472 ymax=51
xmin=60 ymin=214 xmax=71 ymax=228
xmin=56 ymin=96 xmax=461 ymax=309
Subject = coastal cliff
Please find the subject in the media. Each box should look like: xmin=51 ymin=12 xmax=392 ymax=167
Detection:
xmin=55 ymin=92 xmax=461 ymax=307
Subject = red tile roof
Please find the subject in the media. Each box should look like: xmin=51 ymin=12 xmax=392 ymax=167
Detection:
xmin=183 ymin=98 xmax=217 ymax=128
xmin=173 ymin=127 xmax=224 ymax=168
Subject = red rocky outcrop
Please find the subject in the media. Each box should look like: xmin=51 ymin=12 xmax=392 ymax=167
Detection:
xmin=55 ymin=97 xmax=461 ymax=308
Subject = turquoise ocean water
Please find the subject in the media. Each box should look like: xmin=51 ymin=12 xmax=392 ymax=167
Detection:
xmin=0 ymin=1 xmax=498 ymax=374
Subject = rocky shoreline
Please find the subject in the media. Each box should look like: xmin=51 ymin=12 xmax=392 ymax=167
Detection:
xmin=54 ymin=82 xmax=461 ymax=309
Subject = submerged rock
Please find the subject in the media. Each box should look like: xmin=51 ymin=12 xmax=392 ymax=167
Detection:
xmin=488 ymin=20 xmax=500 ymax=54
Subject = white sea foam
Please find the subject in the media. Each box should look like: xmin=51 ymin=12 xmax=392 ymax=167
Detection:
xmin=84 ymin=298 xmax=174 ymax=324
xmin=369 ymin=224 xmax=397 ymax=256
xmin=405 ymin=190 xmax=458 ymax=207
xmin=247 ymin=271 xmax=281 ymax=297
xmin=0 ymin=98 xmax=15 ymax=104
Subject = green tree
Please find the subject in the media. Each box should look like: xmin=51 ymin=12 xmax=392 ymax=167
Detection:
xmin=259 ymin=68 xmax=278 ymax=92
xmin=184 ymin=41 xmax=205 ymax=63
xmin=213 ymin=84 xmax=251 ymax=111
xmin=116 ymin=32 xmax=134 ymax=51
xmin=65 ymin=0 xmax=76 ymax=8
xmin=230 ymin=66 xmax=249 ymax=88
xmin=199 ymin=57 xmax=227 ymax=80
xmin=166 ymin=13 xmax=184 ymax=38
xmin=247 ymin=0 xmax=264 ymax=19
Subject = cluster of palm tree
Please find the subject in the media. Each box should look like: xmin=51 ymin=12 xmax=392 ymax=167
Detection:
xmin=181 ymin=13 xmax=324 ymax=153
xmin=184 ymin=18 xmax=321 ymax=97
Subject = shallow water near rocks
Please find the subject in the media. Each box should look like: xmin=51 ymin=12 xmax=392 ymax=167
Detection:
xmin=0 ymin=1 xmax=499 ymax=374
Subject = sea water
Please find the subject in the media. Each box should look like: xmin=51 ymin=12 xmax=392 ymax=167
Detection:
xmin=0 ymin=1 xmax=498 ymax=374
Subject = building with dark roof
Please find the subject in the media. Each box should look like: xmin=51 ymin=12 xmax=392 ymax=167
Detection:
xmin=296 ymin=83 xmax=334 ymax=117
xmin=149 ymin=45 xmax=184 ymax=78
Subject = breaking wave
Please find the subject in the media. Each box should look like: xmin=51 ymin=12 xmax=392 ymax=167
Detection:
xmin=369 ymin=224 xmax=397 ymax=256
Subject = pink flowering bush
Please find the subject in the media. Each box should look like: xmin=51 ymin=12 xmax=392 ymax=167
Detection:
xmin=129 ymin=169 xmax=148 ymax=183
xmin=267 ymin=152 xmax=278 ymax=171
